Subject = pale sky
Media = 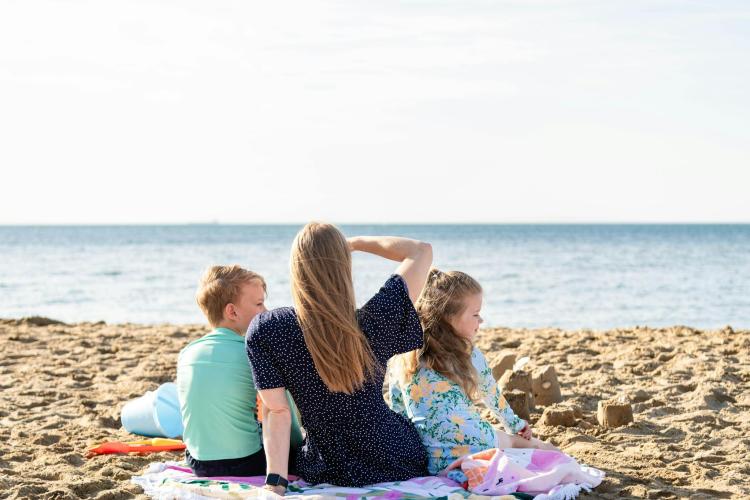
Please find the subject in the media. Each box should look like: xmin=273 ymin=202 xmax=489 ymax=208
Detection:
xmin=1 ymin=1 xmax=748 ymax=224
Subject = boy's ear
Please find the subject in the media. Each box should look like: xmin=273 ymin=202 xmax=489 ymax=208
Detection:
xmin=224 ymin=302 xmax=237 ymax=321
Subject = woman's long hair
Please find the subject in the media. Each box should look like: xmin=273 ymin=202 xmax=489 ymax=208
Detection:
xmin=397 ymin=269 xmax=483 ymax=401
xmin=290 ymin=222 xmax=378 ymax=394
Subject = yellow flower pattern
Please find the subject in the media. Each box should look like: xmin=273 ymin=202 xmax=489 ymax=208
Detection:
xmin=409 ymin=384 xmax=423 ymax=403
xmin=417 ymin=378 xmax=433 ymax=401
xmin=434 ymin=381 xmax=451 ymax=393
xmin=450 ymin=415 xmax=465 ymax=425
xmin=451 ymin=445 xmax=471 ymax=457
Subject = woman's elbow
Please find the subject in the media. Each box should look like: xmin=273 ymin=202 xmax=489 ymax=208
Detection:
xmin=267 ymin=406 xmax=292 ymax=422
xmin=418 ymin=241 xmax=433 ymax=263
xmin=418 ymin=241 xmax=432 ymax=258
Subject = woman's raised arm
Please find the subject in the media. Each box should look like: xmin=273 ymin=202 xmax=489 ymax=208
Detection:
xmin=347 ymin=236 xmax=432 ymax=303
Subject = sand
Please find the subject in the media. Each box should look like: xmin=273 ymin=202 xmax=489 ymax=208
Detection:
xmin=1 ymin=318 xmax=748 ymax=499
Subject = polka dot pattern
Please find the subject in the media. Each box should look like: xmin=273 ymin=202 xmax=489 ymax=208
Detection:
xmin=246 ymin=274 xmax=429 ymax=486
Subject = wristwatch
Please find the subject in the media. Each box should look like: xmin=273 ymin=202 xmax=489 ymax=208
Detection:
xmin=265 ymin=473 xmax=289 ymax=489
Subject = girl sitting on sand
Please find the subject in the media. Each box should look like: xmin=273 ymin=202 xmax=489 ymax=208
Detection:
xmin=388 ymin=269 xmax=557 ymax=476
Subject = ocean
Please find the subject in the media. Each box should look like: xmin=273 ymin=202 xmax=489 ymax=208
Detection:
xmin=0 ymin=224 xmax=748 ymax=330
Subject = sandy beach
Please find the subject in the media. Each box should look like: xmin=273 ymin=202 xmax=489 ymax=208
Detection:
xmin=1 ymin=317 xmax=748 ymax=499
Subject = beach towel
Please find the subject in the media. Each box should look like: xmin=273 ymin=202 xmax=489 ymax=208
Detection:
xmin=443 ymin=448 xmax=604 ymax=499
xmin=131 ymin=461 xmax=532 ymax=499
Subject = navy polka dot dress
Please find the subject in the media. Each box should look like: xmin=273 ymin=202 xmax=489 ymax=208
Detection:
xmin=246 ymin=274 xmax=429 ymax=487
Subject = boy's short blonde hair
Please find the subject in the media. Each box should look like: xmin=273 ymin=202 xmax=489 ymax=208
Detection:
xmin=196 ymin=265 xmax=266 ymax=327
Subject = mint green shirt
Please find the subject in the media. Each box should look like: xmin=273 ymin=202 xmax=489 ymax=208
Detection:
xmin=177 ymin=328 xmax=261 ymax=460
xmin=177 ymin=328 xmax=303 ymax=461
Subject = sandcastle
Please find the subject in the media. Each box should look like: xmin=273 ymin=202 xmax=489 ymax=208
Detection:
xmin=539 ymin=404 xmax=580 ymax=427
xmin=499 ymin=368 xmax=535 ymax=413
xmin=496 ymin=357 xmax=564 ymax=416
xmin=596 ymin=397 xmax=634 ymax=428
xmin=490 ymin=351 xmax=517 ymax=380
xmin=495 ymin=352 xmax=635 ymax=432
xmin=531 ymin=365 xmax=563 ymax=406
xmin=502 ymin=389 xmax=531 ymax=420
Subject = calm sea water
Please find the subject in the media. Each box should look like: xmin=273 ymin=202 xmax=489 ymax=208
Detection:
xmin=0 ymin=224 xmax=748 ymax=330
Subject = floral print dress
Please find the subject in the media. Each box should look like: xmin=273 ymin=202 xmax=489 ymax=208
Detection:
xmin=388 ymin=347 xmax=526 ymax=474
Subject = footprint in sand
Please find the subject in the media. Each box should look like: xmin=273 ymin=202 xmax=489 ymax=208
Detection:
xmin=697 ymin=454 xmax=725 ymax=464
xmin=32 ymin=434 xmax=62 ymax=446
xmin=100 ymin=466 xmax=134 ymax=481
xmin=72 ymin=372 xmax=94 ymax=382
xmin=13 ymin=485 xmax=47 ymax=497
xmin=70 ymin=379 xmax=94 ymax=389
xmin=97 ymin=415 xmax=120 ymax=429
xmin=703 ymin=388 xmax=736 ymax=408
xmin=70 ymin=478 xmax=116 ymax=497
xmin=61 ymin=453 xmax=85 ymax=466
xmin=5 ymin=451 xmax=32 ymax=463
xmin=667 ymin=463 xmax=689 ymax=472
xmin=7 ymin=335 xmax=38 ymax=344
xmin=695 ymin=488 xmax=733 ymax=498
xmin=657 ymin=352 xmax=675 ymax=362
xmin=31 ymin=469 xmax=62 ymax=481
xmin=673 ymin=383 xmax=697 ymax=393
xmin=40 ymin=415 xmax=76 ymax=430
xmin=15 ymin=398 xmax=49 ymax=410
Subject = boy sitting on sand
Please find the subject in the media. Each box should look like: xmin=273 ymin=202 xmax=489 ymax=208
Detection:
xmin=177 ymin=265 xmax=302 ymax=477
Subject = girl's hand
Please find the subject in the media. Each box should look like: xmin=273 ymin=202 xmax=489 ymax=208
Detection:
xmin=517 ymin=423 xmax=533 ymax=440
xmin=346 ymin=237 xmax=360 ymax=252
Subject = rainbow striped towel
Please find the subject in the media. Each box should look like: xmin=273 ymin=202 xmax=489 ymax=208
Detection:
xmin=131 ymin=461 xmax=529 ymax=499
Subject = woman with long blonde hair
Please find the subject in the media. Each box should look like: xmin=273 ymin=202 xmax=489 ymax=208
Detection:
xmin=245 ymin=222 xmax=433 ymax=492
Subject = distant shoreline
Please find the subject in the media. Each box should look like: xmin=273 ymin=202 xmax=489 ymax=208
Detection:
xmin=2 ymin=222 xmax=750 ymax=227
xmin=1 ymin=316 xmax=743 ymax=335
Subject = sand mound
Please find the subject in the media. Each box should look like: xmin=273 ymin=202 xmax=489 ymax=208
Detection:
xmin=477 ymin=325 xmax=750 ymax=499
xmin=1 ymin=320 xmax=749 ymax=499
xmin=0 ymin=319 xmax=206 ymax=499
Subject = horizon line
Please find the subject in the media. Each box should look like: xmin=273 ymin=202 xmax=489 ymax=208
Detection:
xmin=1 ymin=221 xmax=749 ymax=227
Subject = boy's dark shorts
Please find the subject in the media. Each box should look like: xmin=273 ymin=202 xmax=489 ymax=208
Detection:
xmin=186 ymin=445 xmax=299 ymax=477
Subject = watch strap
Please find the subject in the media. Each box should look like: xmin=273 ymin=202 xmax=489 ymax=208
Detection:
xmin=265 ymin=473 xmax=289 ymax=488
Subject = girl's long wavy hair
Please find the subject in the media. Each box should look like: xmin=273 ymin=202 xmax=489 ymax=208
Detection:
xmin=290 ymin=222 xmax=378 ymax=394
xmin=397 ymin=269 xmax=483 ymax=401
